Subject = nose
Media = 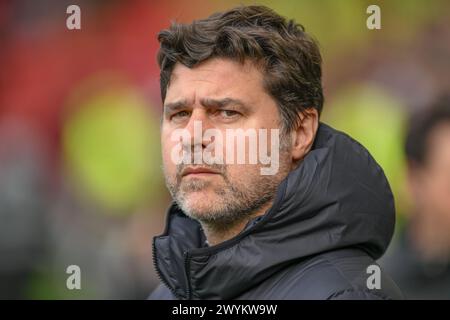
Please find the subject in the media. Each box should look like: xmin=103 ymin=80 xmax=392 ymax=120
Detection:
xmin=183 ymin=108 xmax=214 ymax=152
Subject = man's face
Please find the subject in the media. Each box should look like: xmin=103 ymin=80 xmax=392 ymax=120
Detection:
xmin=409 ymin=122 xmax=450 ymax=256
xmin=160 ymin=58 xmax=293 ymax=226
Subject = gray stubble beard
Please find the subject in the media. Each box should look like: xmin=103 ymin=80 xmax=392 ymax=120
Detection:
xmin=163 ymin=136 xmax=292 ymax=231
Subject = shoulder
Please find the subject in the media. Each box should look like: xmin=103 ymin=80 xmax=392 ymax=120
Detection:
xmin=241 ymin=249 xmax=404 ymax=300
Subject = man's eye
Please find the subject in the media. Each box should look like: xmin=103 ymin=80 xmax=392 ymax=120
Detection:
xmin=171 ymin=110 xmax=190 ymax=120
xmin=219 ymin=110 xmax=240 ymax=118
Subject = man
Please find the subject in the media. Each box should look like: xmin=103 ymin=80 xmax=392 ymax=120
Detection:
xmin=381 ymin=95 xmax=450 ymax=299
xmin=150 ymin=5 xmax=402 ymax=300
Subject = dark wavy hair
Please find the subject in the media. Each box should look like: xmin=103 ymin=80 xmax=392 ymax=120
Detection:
xmin=157 ymin=5 xmax=323 ymax=133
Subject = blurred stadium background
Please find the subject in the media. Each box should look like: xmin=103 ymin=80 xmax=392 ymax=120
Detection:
xmin=0 ymin=0 xmax=449 ymax=299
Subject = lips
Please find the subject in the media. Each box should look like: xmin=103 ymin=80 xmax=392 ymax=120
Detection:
xmin=181 ymin=166 xmax=220 ymax=177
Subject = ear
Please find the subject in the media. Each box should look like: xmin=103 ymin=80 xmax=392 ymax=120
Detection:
xmin=290 ymin=108 xmax=319 ymax=162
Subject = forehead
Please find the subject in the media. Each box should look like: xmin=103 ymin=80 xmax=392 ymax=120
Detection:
xmin=165 ymin=58 xmax=266 ymax=102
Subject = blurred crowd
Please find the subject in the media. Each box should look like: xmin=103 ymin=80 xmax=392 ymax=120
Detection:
xmin=0 ymin=0 xmax=449 ymax=299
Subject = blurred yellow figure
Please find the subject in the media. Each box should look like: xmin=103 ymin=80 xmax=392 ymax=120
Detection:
xmin=63 ymin=81 xmax=162 ymax=213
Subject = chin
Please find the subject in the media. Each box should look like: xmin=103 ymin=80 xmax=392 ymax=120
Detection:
xmin=181 ymin=191 xmax=220 ymax=216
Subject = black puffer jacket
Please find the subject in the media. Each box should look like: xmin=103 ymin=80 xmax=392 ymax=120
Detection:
xmin=149 ymin=123 xmax=403 ymax=300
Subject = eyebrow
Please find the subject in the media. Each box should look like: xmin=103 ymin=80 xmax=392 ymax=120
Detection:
xmin=163 ymin=99 xmax=191 ymax=114
xmin=200 ymin=97 xmax=251 ymax=113
xmin=163 ymin=97 xmax=251 ymax=113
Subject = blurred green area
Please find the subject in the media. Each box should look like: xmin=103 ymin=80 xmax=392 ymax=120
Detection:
xmin=63 ymin=80 xmax=163 ymax=213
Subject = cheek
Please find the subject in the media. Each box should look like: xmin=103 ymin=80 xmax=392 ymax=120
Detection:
xmin=420 ymin=174 xmax=450 ymax=216
xmin=433 ymin=179 xmax=450 ymax=213
xmin=161 ymin=131 xmax=177 ymax=172
xmin=427 ymin=175 xmax=447 ymax=200
xmin=224 ymin=163 xmax=267 ymax=184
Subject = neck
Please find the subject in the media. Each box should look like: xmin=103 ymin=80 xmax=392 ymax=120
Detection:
xmin=201 ymin=201 xmax=273 ymax=246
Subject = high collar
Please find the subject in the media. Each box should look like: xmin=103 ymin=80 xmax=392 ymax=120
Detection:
xmin=153 ymin=123 xmax=395 ymax=299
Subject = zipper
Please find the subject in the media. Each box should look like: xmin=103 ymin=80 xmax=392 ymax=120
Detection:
xmin=184 ymin=250 xmax=192 ymax=300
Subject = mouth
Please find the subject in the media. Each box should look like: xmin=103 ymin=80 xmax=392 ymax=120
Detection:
xmin=181 ymin=166 xmax=221 ymax=177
